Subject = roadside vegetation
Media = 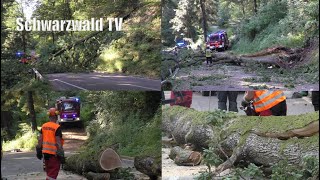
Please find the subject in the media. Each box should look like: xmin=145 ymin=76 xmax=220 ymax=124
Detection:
xmin=1 ymin=0 xmax=160 ymax=93
xmin=162 ymin=0 xmax=319 ymax=90
xmin=1 ymin=91 xmax=161 ymax=161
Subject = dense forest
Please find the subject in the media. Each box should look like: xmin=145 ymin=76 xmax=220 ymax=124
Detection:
xmin=1 ymin=91 xmax=161 ymax=178
xmin=162 ymin=0 xmax=318 ymax=50
xmin=1 ymin=0 xmax=160 ymax=92
xmin=162 ymin=0 xmax=319 ymax=90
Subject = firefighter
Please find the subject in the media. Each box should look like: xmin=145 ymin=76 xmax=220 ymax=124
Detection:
xmin=312 ymin=91 xmax=319 ymax=111
xmin=170 ymin=91 xmax=193 ymax=108
xmin=217 ymin=91 xmax=239 ymax=112
xmin=205 ymin=47 xmax=213 ymax=65
xmin=242 ymin=90 xmax=287 ymax=116
xmin=36 ymin=108 xmax=65 ymax=180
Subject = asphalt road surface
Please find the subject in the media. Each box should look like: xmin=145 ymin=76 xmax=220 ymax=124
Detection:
xmin=46 ymin=72 xmax=160 ymax=91
xmin=1 ymin=126 xmax=148 ymax=179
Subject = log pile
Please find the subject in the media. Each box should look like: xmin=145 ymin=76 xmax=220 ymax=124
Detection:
xmin=64 ymin=146 xmax=162 ymax=180
xmin=63 ymin=147 xmax=123 ymax=180
xmin=162 ymin=106 xmax=319 ymax=174
xmin=169 ymin=146 xmax=202 ymax=166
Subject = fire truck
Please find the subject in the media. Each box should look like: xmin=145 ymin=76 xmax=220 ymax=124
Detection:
xmin=55 ymin=97 xmax=81 ymax=124
xmin=206 ymin=30 xmax=229 ymax=51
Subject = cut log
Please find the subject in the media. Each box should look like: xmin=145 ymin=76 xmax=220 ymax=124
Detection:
xmin=163 ymin=106 xmax=319 ymax=174
xmin=64 ymin=146 xmax=121 ymax=174
xmin=99 ymin=148 xmax=122 ymax=171
xmin=134 ymin=156 xmax=161 ymax=180
xmin=162 ymin=106 xmax=225 ymax=149
xmin=169 ymin=146 xmax=202 ymax=166
xmin=86 ymin=172 xmax=110 ymax=180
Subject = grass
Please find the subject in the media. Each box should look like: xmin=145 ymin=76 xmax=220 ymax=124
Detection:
xmin=2 ymin=123 xmax=40 ymax=151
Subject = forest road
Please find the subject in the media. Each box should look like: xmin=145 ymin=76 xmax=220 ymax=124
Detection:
xmin=1 ymin=126 xmax=148 ymax=179
xmin=1 ymin=126 xmax=88 ymax=179
xmin=46 ymin=72 xmax=161 ymax=91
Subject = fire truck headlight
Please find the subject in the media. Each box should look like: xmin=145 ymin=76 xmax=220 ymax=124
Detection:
xmin=76 ymin=118 xmax=80 ymax=120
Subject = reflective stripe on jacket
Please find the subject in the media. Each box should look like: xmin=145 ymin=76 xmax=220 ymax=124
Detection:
xmin=41 ymin=122 xmax=64 ymax=155
xmin=205 ymin=49 xmax=212 ymax=57
xmin=253 ymin=90 xmax=286 ymax=112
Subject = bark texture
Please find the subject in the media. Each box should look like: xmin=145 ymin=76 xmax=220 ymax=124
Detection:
xmin=163 ymin=106 xmax=319 ymax=173
xmin=134 ymin=156 xmax=161 ymax=180
xmin=169 ymin=146 xmax=202 ymax=166
xmin=162 ymin=107 xmax=217 ymax=149
xmin=86 ymin=172 xmax=110 ymax=180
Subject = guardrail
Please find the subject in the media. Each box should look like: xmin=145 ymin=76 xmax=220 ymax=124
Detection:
xmin=32 ymin=68 xmax=44 ymax=81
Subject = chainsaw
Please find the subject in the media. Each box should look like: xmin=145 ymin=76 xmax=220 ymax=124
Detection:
xmin=240 ymin=100 xmax=259 ymax=116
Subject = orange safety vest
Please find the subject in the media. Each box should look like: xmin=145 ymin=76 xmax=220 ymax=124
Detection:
xmin=41 ymin=122 xmax=64 ymax=155
xmin=253 ymin=90 xmax=286 ymax=112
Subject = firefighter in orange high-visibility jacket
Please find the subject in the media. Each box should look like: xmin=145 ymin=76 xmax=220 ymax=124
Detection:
xmin=37 ymin=108 xmax=65 ymax=180
xmin=242 ymin=90 xmax=287 ymax=116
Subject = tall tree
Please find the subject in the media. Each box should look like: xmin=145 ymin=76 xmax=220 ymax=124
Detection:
xmin=253 ymin=0 xmax=258 ymax=13
xmin=200 ymin=0 xmax=207 ymax=42
xmin=27 ymin=91 xmax=37 ymax=132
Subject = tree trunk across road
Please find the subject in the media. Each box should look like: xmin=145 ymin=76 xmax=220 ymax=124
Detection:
xmin=162 ymin=106 xmax=319 ymax=173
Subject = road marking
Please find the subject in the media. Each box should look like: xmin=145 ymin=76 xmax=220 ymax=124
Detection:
xmin=50 ymin=79 xmax=88 ymax=90
xmin=117 ymin=84 xmax=160 ymax=91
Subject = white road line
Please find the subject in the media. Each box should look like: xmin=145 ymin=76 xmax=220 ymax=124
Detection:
xmin=50 ymin=79 xmax=88 ymax=90
xmin=117 ymin=84 xmax=160 ymax=91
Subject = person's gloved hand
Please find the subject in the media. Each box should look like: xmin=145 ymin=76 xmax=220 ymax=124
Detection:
xmin=56 ymin=148 xmax=64 ymax=157
xmin=241 ymin=100 xmax=250 ymax=107
xmin=36 ymin=146 xmax=42 ymax=160
xmin=56 ymin=148 xmax=65 ymax=164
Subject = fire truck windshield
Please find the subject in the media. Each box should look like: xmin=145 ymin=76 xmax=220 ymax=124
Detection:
xmin=62 ymin=102 xmax=77 ymax=110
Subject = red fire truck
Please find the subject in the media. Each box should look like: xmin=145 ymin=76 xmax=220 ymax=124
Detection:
xmin=206 ymin=30 xmax=229 ymax=51
xmin=55 ymin=97 xmax=81 ymax=124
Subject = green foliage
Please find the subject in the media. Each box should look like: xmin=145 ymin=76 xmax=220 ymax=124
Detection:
xmin=1 ymin=60 xmax=32 ymax=91
xmin=80 ymin=92 xmax=162 ymax=158
xmin=232 ymin=0 xmax=319 ymax=54
xmin=270 ymin=157 xmax=319 ymax=180
xmin=111 ymin=168 xmax=135 ymax=180
xmin=2 ymin=123 xmax=39 ymax=151
xmin=196 ymin=169 xmax=214 ymax=180
xmin=202 ymin=147 xmax=223 ymax=167
xmin=217 ymin=3 xmax=231 ymax=28
xmin=96 ymin=3 xmax=160 ymax=78
xmin=271 ymin=160 xmax=304 ymax=180
xmin=222 ymin=163 xmax=264 ymax=180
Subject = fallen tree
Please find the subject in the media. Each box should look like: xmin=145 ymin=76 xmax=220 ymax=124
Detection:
xmin=134 ymin=156 xmax=161 ymax=180
xmin=174 ymin=46 xmax=305 ymax=69
xmin=162 ymin=106 xmax=319 ymax=176
xmin=63 ymin=146 xmax=126 ymax=180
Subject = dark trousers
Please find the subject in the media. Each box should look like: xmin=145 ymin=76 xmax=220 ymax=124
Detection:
xmin=217 ymin=91 xmax=238 ymax=112
xmin=270 ymin=100 xmax=287 ymax=116
xmin=312 ymin=91 xmax=319 ymax=111
xmin=206 ymin=57 xmax=212 ymax=64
